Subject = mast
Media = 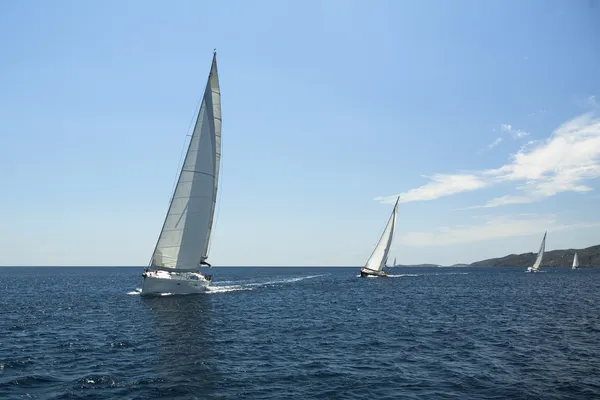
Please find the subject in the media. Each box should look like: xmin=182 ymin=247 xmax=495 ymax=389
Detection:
xmin=200 ymin=50 xmax=222 ymax=265
xmin=148 ymin=51 xmax=222 ymax=272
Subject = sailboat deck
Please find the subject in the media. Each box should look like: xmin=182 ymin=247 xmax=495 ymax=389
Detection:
xmin=144 ymin=270 xmax=208 ymax=282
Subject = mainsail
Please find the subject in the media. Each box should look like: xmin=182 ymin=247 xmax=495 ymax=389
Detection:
xmin=530 ymin=232 xmax=546 ymax=272
xmin=149 ymin=52 xmax=222 ymax=272
xmin=572 ymin=252 xmax=579 ymax=269
xmin=364 ymin=198 xmax=399 ymax=272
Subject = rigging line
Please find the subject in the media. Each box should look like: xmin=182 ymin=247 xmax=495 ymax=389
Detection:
xmin=168 ymin=91 xmax=204 ymax=206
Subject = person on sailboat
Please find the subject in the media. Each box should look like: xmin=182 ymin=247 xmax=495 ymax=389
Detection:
xmin=200 ymin=259 xmax=212 ymax=281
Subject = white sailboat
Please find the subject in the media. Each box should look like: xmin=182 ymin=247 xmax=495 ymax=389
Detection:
xmin=141 ymin=51 xmax=222 ymax=295
xmin=360 ymin=198 xmax=399 ymax=278
xmin=527 ymin=232 xmax=546 ymax=273
xmin=572 ymin=252 xmax=579 ymax=270
xmin=392 ymin=257 xmax=397 ymax=268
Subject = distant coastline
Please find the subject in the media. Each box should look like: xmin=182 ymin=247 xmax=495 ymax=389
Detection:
xmin=469 ymin=244 xmax=599 ymax=268
xmin=393 ymin=244 xmax=600 ymax=268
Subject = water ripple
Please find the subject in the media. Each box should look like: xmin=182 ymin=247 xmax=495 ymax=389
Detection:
xmin=1 ymin=266 xmax=600 ymax=399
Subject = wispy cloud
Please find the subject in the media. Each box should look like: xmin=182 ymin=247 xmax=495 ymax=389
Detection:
xmin=377 ymin=112 xmax=600 ymax=206
xmin=487 ymin=137 xmax=502 ymax=149
xmin=501 ymin=123 xmax=530 ymax=139
xmin=460 ymin=195 xmax=537 ymax=210
xmin=589 ymin=95 xmax=598 ymax=108
xmin=375 ymin=174 xmax=488 ymax=204
xmin=397 ymin=214 xmax=600 ymax=246
xmin=477 ymin=136 xmax=503 ymax=154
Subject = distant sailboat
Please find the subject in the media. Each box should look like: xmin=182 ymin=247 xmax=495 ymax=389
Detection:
xmin=392 ymin=257 xmax=397 ymax=268
xmin=572 ymin=252 xmax=580 ymax=270
xmin=527 ymin=232 xmax=546 ymax=273
xmin=360 ymin=198 xmax=399 ymax=278
xmin=141 ymin=51 xmax=222 ymax=295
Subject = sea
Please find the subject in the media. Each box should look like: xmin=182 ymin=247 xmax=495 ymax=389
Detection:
xmin=1 ymin=266 xmax=600 ymax=399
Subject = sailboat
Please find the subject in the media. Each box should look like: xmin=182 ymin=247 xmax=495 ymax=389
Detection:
xmin=141 ymin=51 xmax=222 ymax=295
xmin=360 ymin=198 xmax=399 ymax=278
xmin=392 ymin=257 xmax=397 ymax=268
xmin=572 ymin=252 xmax=580 ymax=270
xmin=526 ymin=232 xmax=546 ymax=273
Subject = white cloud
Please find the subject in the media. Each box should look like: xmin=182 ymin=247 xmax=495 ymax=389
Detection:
xmin=589 ymin=95 xmax=598 ymax=108
xmin=513 ymin=130 xmax=530 ymax=138
xmin=377 ymin=112 xmax=600 ymax=206
xmin=500 ymin=123 xmax=530 ymax=139
xmin=461 ymin=195 xmax=537 ymax=209
xmin=477 ymin=136 xmax=503 ymax=154
xmin=375 ymin=173 xmax=488 ymax=204
xmin=487 ymin=137 xmax=502 ymax=149
xmin=397 ymin=214 xmax=600 ymax=246
xmin=492 ymin=113 xmax=600 ymax=183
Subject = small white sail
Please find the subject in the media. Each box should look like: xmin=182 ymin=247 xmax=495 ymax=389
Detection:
xmin=572 ymin=252 xmax=579 ymax=269
xmin=393 ymin=257 xmax=396 ymax=267
xmin=364 ymin=198 xmax=399 ymax=272
xmin=529 ymin=232 xmax=546 ymax=272
xmin=149 ymin=52 xmax=221 ymax=272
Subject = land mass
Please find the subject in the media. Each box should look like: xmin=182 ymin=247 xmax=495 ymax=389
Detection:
xmin=393 ymin=263 xmax=441 ymax=268
xmin=469 ymin=244 xmax=600 ymax=268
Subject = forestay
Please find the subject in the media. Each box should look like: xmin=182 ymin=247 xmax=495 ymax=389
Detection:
xmin=150 ymin=53 xmax=222 ymax=272
xmin=364 ymin=198 xmax=399 ymax=272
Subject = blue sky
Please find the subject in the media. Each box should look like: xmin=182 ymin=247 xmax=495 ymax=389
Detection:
xmin=1 ymin=0 xmax=599 ymax=266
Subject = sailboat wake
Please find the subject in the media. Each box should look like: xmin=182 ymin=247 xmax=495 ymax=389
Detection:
xmin=355 ymin=273 xmax=420 ymax=278
xmin=207 ymin=274 xmax=326 ymax=294
xmin=127 ymin=288 xmax=178 ymax=296
xmin=355 ymin=272 xmax=469 ymax=278
xmin=127 ymin=274 xmax=326 ymax=295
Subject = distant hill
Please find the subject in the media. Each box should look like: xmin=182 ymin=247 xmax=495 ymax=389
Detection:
xmin=470 ymin=244 xmax=600 ymax=267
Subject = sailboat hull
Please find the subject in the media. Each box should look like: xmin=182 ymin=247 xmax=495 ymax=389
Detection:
xmin=141 ymin=270 xmax=211 ymax=295
xmin=360 ymin=268 xmax=388 ymax=278
xmin=526 ymin=268 xmax=538 ymax=273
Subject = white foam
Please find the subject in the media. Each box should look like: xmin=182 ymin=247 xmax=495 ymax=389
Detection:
xmin=206 ymin=274 xmax=326 ymax=294
xmin=442 ymin=272 xmax=469 ymax=275
xmin=127 ymin=274 xmax=328 ymax=296
xmin=206 ymin=284 xmax=255 ymax=294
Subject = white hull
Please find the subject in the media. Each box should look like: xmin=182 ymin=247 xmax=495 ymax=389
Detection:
xmin=526 ymin=267 xmax=538 ymax=273
xmin=360 ymin=267 xmax=388 ymax=278
xmin=141 ymin=270 xmax=211 ymax=295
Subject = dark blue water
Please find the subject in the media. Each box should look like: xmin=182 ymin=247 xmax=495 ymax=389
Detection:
xmin=1 ymin=266 xmax=600 ymax=399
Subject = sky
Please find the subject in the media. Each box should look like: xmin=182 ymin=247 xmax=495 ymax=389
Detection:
xmin=1 ymin=0 xmax=600 ymax=266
